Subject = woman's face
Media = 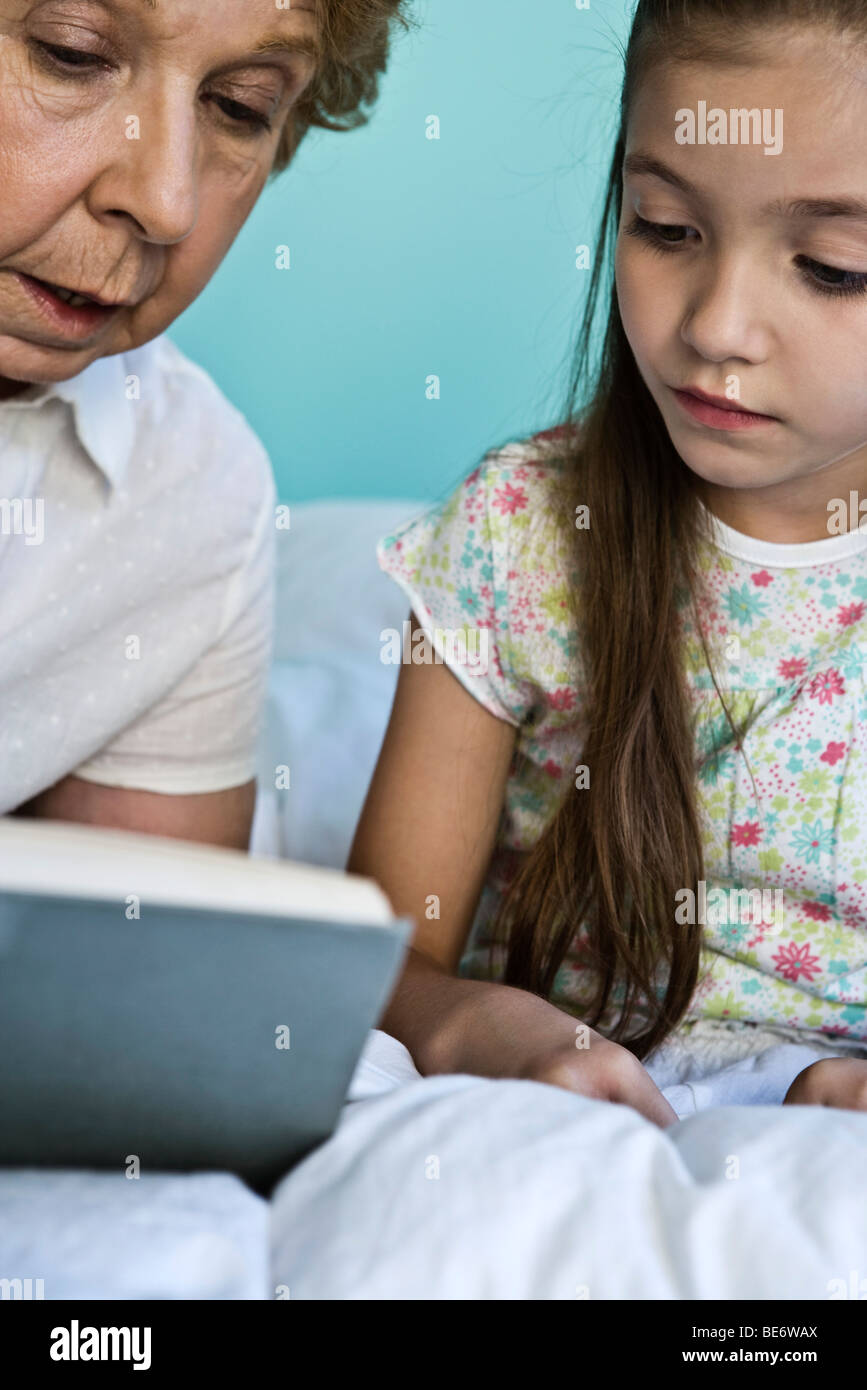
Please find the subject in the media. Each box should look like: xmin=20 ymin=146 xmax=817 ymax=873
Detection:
xmin=0 ymin=0 xmax=320 ymax=396
xmin=615 ymin=29 xmax=867 ymax=539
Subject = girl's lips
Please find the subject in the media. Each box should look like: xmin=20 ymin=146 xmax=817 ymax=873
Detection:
xmin=672 ymin=386 xmax=779 ymax=432
xmin=12 ymin=271 xmax=122 ymax=342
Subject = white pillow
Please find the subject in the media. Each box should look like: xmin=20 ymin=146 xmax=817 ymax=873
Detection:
xmin=251 ymin=499 xmax=427 ymax=869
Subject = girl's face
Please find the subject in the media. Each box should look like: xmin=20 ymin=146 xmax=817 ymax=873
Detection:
xmin=615 ymin=29 xmax=867 ymax=540
xmin=0 ymin=0 xmax=320 ymax=396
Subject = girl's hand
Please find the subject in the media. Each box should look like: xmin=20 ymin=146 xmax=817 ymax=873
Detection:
xmin=783 ymin=1057 xmax=867 ymax=1111
xmin=520 ymin=1030 xmax=678 ymax=1129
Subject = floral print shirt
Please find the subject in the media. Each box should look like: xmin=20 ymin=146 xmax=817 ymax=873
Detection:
xmin=376 ymin=434 xmax=867 ymax=1043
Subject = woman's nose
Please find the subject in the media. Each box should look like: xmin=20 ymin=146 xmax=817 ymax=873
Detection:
xmin=89 ymin=95 xmax=200 ymax=246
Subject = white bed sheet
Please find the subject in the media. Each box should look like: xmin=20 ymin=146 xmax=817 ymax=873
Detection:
xmin=0 ymin=1171 xmax=268 ymax=1300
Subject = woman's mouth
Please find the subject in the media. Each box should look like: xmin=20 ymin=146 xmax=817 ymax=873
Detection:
xmin=672 ymin=385 xmax=780 ymax=432
xmin=12 ymin=271 xmax=125 ymax=341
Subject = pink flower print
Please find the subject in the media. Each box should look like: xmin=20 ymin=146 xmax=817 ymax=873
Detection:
xmin=778 ymin=657 xmax=808 ymax=682
xmin=752 ymin=570 xmax=774 ymax=588
xmin=548 ymin=688 xmax=576 ymax=712
xmin=491 ymin=482 xmax=528 ymax=516
xmin=731 ymin=821 xmax=762 ymax=847
xmin=838 ymin=602 xmax=865 ymax=628
xmin=820 ymin=741 xmax=847 ymax=767
xmin=772 ymin=941 xmax=822 ymax=983
xmin=542 ymin=759 xmax=562 ymax=779
xmin=800 ymin=900 xmax=832 ymax=922
xmin=807 ymin=668 xmax=845 ymax=705
xmin=533 ymin=424 xmax=576 ymax=446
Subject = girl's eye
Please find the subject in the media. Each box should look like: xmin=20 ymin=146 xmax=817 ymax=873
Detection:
xmin=210 ymin=95 xmax=273 ymax=135
xmin=796 ymin=255 xmax=867 ymax=300
xmin=624 ymin=213 xmax=867 ymax=302
xmin=624 ymin=214 xmax=695 ymax=252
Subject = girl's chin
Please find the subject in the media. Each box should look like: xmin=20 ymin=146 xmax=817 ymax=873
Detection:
xmin=678 ymin=458 xmax=789 ymax=491
xmin=666 ymin=423 xmax=789 ymax=484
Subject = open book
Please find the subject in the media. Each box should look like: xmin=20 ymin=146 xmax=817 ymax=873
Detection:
xmin=0 ymin=815 xmax=396 ymax=924
xmin=0 ymin=817 xmax=411 ymax=1189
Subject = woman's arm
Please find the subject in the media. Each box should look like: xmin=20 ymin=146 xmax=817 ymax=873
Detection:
xmin=348 ymin=613 xmax=676 ymax=1127
xmin=16 ymin=776 xmax=256 ymax=849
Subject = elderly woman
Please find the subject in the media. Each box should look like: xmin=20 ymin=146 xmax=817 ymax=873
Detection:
xmin=0 ymin=0 xmax=409 ymax=847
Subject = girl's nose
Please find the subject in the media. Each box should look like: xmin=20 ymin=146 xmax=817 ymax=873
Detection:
xmin=680 ymin=260 xmax=771 ymax=365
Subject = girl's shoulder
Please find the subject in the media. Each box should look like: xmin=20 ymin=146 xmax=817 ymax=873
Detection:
xmin=379 ymin=425 xmax=577 ymax=565
xmin=377 ymin=428 xmax=582 ymax=728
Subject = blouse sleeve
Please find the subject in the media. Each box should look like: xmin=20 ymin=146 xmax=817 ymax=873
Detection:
xmin=376 ymin=448 xmax=570 ymax=728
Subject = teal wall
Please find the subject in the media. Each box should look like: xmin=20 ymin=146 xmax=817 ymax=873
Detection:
xmin=168 ymin=0 xmax=631 ymax=502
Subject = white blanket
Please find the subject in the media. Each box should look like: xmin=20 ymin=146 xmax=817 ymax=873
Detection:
xmin=2 ymin=1023 xmax=866 ymax=1299
xmin=269 ymin=1024 xmax=867 ymax=1300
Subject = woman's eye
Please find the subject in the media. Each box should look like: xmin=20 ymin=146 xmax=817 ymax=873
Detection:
xmin=211 ymin=95 xmax=273 ymax=134
xmin=31 ymin=39 xmax=107 ymax=72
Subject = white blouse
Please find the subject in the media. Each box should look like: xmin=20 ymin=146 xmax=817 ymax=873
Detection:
xmin=0 ymin=334 xmax=276 ymax=810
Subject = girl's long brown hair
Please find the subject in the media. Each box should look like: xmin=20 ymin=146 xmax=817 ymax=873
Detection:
xmin=493 ymin=0 xmax=867 ymax=1060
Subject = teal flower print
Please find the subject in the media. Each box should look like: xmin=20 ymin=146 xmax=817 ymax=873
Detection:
xmin=841 ymin=1005 xmax=865 ymax=1025
xmin=696 ymin=714 xmax=736 ymax=785
xmin=724 ymin=583 xmax=769 ymax=628
xmin=791 ymin=819 xmax=834 ymax=864
xmin=841 ymin=645 xmax=865 ymax=679
xmin=458 ymin=586 xmax=483 ymax=617
xmin=716 ymin=919 xmax=754 ymax=951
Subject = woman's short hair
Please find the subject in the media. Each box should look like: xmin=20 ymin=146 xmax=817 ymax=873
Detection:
xmin=273 ymin=0 xmax=415 ymax=175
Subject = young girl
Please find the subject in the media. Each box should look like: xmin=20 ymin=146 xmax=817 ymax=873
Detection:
xmin=349 ymin=0 xmax=867 ymax=1127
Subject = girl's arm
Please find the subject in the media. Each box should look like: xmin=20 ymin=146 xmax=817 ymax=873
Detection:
xmin=784 ymin=1057 xmax=867 ymax=1111
xmin=348 ymin=613 xmax=677 ymax=1128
